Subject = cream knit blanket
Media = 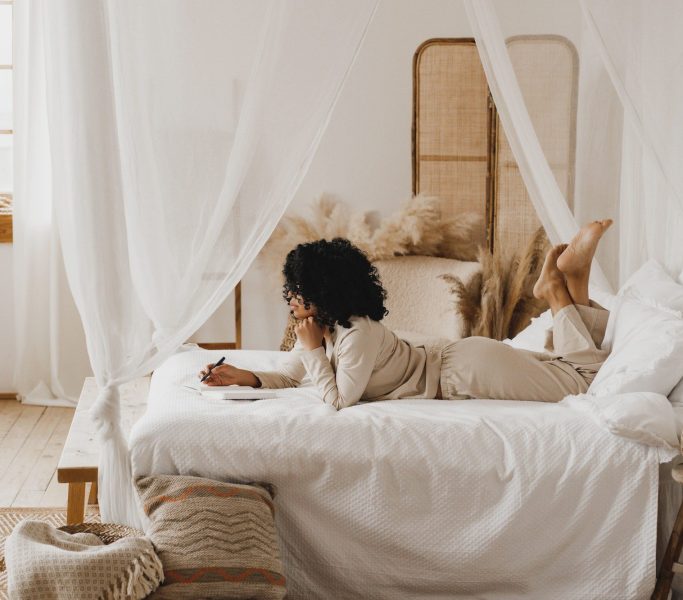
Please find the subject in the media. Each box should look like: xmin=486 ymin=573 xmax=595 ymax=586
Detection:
xmin=5 ymin=520 xmax=163 ymax=600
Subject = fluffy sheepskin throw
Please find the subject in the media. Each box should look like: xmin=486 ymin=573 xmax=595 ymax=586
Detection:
xmin=261 ymin=194 xmax=481 ymax=276
xmin=441 ymin=227 xmax=550 ymax=340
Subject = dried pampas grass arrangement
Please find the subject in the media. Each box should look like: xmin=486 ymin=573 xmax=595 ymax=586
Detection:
xmin=265 ymin=194 xmax=481 ymax=351
xmin=260 ymin=194 xmax=481 ymax=277
xmin=441 ymin=227 xmax=550 ymax=340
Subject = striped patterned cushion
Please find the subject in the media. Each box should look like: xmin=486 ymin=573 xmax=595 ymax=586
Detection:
xmin=135 ymin=475 xmax=286 ymax=599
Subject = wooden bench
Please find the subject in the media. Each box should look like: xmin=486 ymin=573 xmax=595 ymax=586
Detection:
xmin=56 ymin=377 xmax=150 ymax=524
xmin=55 ymin=285 xmax=242 ymax=525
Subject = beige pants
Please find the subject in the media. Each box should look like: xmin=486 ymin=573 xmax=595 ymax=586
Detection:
xmin=440 ymin=301 xmax=610 ymax=402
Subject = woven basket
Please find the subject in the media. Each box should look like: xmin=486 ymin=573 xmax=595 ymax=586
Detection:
xmin=280 ymin=314 xmax=298 ymax=352
xmin=58 ymin=522 xmax=144 ymax=545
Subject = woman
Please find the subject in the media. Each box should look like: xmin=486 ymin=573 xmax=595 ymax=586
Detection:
xmin=199 ymin=220 xmax=613 ymax=409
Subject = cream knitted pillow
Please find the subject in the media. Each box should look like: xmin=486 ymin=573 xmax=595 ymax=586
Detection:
xmin=375 ymin=256 xmax=480 ymax=340
xmin=279 ymin=256 xmax=480 ymax=351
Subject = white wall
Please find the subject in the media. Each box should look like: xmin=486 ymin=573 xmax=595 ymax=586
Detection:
xmin=0 ymin=0 xmax=582 ymax=390
xmin=243 ymin=0 xmax=473 ymax=352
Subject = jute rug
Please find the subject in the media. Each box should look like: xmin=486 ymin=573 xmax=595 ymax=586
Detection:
xmin=0 ymin=507 xmax=100 ymax=600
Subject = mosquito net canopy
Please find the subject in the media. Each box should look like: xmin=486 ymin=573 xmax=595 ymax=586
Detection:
xmin=15 ymin=0 xmax=681 ymax=526
xmin=466 ymin=0 xmax=683 ymax=292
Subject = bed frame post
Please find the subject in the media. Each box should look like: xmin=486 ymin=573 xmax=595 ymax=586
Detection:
xmin=652 ymin=467 xmax=683 ymax=599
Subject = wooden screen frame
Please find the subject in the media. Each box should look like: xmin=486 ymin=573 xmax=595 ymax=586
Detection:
xmin=412 ymin=38 xmax=497 ymax=250
xmin=490 ymin=35 xmax=579 ymax=255
xmin=195 ymin=280 xmax=242 ymax=350
xmin=412 ymin=36 xmax=579 ymax=253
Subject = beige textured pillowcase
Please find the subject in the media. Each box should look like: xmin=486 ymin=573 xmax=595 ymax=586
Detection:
xmin=135 ymin=474 xmax=286 ymax=600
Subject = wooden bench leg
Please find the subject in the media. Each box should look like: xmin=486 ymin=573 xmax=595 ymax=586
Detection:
xmin=88 ymin=480 xmax=98 ymax=505
xmin=66 ymin=482 xmax=86 ymax=525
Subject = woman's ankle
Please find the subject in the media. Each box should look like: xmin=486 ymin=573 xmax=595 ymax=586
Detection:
xmin=565 ymin=274 xmax=590 ymax=306
xmin=546 ymin=283 xmax=574 ymax=315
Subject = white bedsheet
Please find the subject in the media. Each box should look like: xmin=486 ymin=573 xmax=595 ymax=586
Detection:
xmin=130 ymin=349 xmax=678 ymax=599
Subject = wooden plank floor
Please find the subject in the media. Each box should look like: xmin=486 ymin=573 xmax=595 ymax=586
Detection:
xmin=0 ymin=399 xmax=74 ymax=507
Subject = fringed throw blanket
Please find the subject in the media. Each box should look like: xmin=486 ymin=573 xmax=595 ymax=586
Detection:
xmin=5 ymin=520 xmax=163 ymax=600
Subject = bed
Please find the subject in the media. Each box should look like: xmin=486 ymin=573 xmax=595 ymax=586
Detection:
xmin=129 ymin=346 xmax=680 ymax=599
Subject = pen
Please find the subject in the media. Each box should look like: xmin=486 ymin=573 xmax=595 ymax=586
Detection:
xmin=200 ymin=356 xmax=226 ymax=383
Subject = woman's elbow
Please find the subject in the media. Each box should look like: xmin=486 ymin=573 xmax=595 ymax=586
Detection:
xmin=324 ymin=394 xmax=356 ymax=410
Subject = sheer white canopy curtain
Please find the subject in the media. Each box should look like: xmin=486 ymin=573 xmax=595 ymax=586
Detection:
xmin=13 ymin=0 xmax=683 ymax=528
xmin=467 ymin=0 xmax=683 ymax=290
xmin=12 ymin=0 xmax=90 ymax=407
xmin=578 ymin=0 xmax=683 ymax=283
xmin=463 ymin=0 xmax=614 ymax=291
xmin=20 ymin=0 xmax=377 ymax=527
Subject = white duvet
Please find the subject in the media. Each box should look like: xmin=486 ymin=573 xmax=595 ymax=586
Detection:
xmin=129 ymin=348 xmax=680 ymax=600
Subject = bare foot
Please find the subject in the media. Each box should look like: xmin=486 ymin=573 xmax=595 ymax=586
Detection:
xmin=533 ymin=244 xmax=568 ymax=301
xmin=556 ymin=219 xmax=613 ymax=276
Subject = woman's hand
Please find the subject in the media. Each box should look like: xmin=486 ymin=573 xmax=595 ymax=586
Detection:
xmin=198 ymin=363 xmax=260 ymax=387
xmin=295 ymin=316 xmax=325 ymax=351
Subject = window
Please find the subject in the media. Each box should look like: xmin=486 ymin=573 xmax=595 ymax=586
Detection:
xmin=0 ymin=0 xmax=12 ymax=243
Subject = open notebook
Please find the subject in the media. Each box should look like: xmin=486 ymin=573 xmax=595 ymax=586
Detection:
xmin=183 ymin=383 xmax=278 ymax=400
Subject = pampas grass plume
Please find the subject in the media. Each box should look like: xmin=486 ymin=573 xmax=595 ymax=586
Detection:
xmin=441 ymin=226 xmax=549 ymax=340
xmin=260 ymin=194 xmax=481 ymax=276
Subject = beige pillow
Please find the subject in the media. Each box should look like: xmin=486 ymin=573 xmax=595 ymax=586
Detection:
xmin=135 ymin=474 xmax=286 ymax=600
xmin=279 ymin=256 xmax=480 ymax=350
xmin=375 ymin=256 xmax=480 ymax=339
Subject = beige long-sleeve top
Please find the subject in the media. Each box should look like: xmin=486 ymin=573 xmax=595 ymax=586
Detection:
xmin=252 ymin=316 xmax=443 ymax=410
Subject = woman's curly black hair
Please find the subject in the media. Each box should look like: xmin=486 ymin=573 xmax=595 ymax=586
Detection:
xmin=282 ymin=238 xmax=388 ymax=330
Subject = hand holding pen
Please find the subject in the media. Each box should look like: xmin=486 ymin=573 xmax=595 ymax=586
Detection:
xmin=199 ymin=356 xmax=226 ymax=383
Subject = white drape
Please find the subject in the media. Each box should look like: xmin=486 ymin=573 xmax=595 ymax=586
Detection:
xmin=17 ymin=0 xmax=683 ymax=529
xmin=12 ymin=0 xmax=90 ymax=407
xmin=580 ymin=0 xmax=683 ymax=283
xmin=464 ymin=0 xmax=613 ymax=292
xmin=572 ymin=19 xmax=622 ymax=287
xmin=467 ymin=0 xmax=683 ymax=288
xmin=580 ymin=0 xmax=683 ymax=211
xmin=36 ymin=0 xmax=377 ymax=527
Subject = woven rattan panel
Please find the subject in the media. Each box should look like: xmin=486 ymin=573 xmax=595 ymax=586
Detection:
xmin=413 ymin=39 xmax=488 ymax=246
xmin=494 ymin=36 xmax=578 ymax=254
xmin=413 ymin=37 xmax=577 ymax=254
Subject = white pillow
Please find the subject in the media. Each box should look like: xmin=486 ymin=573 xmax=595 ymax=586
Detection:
xmin=588 ymin=297 xmax=683 ymax=396
xmin=563 ymin=391 xmax=680 ymax=450
xmin=618 ymin=260 xmax=683 ymax=403
xmin=620 ymin=258 xmax=683 ymax=315
xmin=505 ymin=285 xmax=617 ymax=353
xmin=504 ymin=309 xmax=552 ymax=352
xmin=589 ymin=286 xmax=619 ymax=311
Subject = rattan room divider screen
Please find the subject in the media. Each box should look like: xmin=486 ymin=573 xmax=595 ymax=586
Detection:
xmin=412 ymin=37 xmax=578 ymax=255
